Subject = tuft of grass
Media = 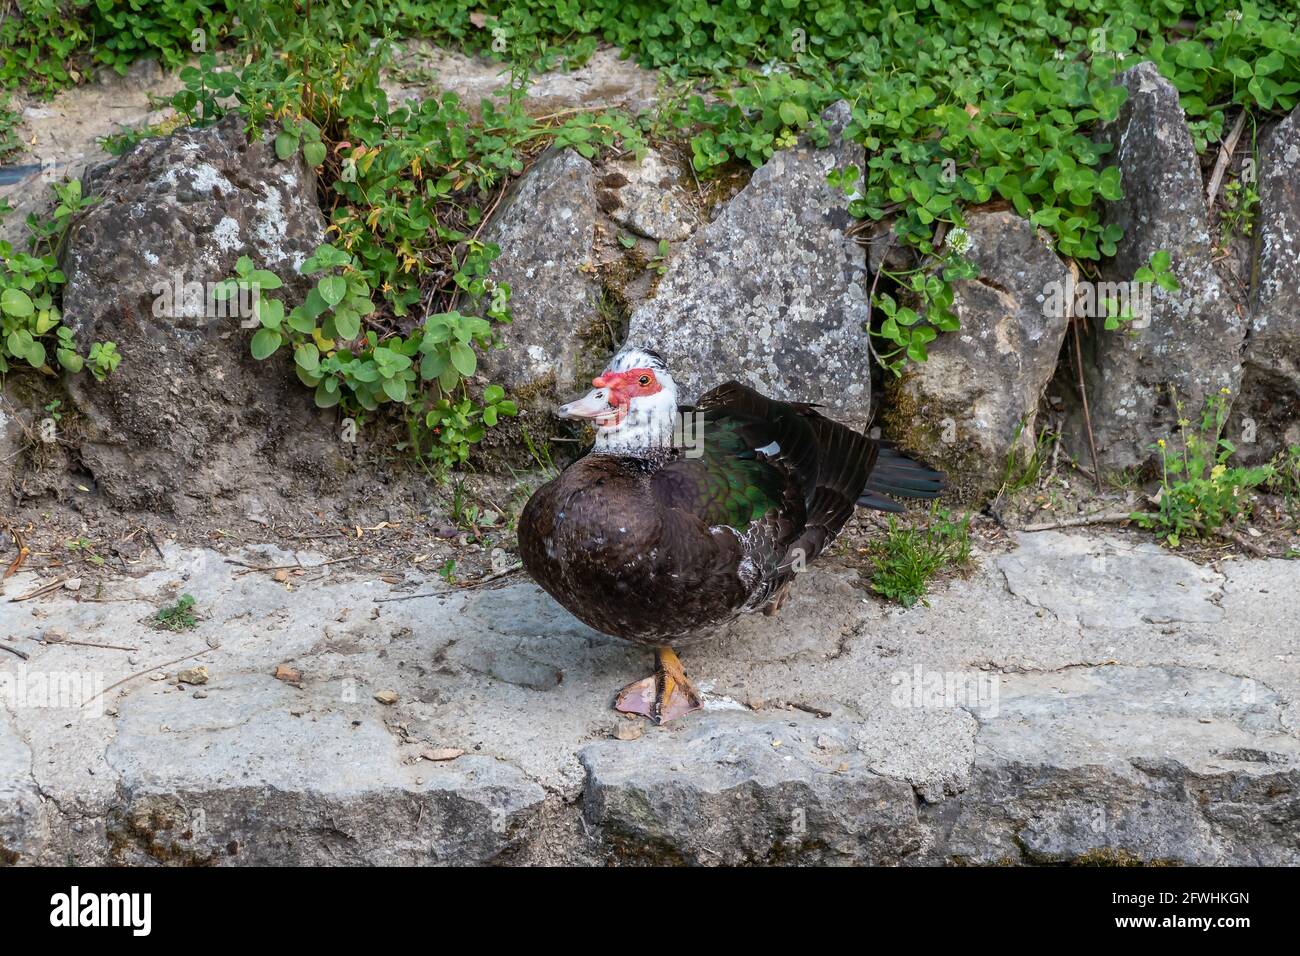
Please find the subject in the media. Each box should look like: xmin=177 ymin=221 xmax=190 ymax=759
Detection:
xmin=155 ymin=594 xmax=198 ymax=631
xmin=997 ymin=420 xmax=1056 ymax=498
xmin=868 ymin=506 xmax=972 ymax=608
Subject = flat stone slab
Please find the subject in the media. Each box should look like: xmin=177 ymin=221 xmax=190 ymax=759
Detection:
xmin=995 ymin=530 xmax=1225 ymax=628
xmin=1 ymin=532 xmax=1297 ymax=864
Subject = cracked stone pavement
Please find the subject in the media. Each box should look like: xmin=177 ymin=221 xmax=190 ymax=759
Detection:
xmin=1 ymin=530 xmax=1297 ymax=865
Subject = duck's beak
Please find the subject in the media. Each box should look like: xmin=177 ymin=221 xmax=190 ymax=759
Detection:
xmin=557 ymin=388 xmax=615 ymax=421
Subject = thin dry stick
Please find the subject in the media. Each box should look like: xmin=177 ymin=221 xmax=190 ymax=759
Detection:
xmin=1217 ymin=527 xmax=1275 ymax=559
xmin=0 ymin=643 xmax=30 ymax=661
xmin=81 ymin=649 xmax=209 ymax=710
xmin=53 ymin=639 xmax=140 ymax=652
xmin=458 ymin=561 xmax=524 ymax=589
xmin=1206 ymin=110 xmax=1248 ymax=210
xmin=1022 ymin=512 xmax=1134 ymax=532
xmin=1069 ymin=286 xmax=1104 ymax=493
xmin=8 ymin=577 xmax=68 ymax=602
xmin=373 ymin=561 xmax=525 ymax=602
xmin=373 ymin=589 xmax=447 ymax=604
xmin=227 ymin=555 xmax=357 ymax=576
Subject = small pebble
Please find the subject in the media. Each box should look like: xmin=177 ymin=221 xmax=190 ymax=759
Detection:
xmin=193 ymin=690 xmax=208 ymax=699
xmin=374 ymin=690 xmax=399 ymax=705
xmin=614 ymin=720 xmax=644 ymax=741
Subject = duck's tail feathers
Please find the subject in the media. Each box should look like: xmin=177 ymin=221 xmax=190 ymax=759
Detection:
xmin=857 ymin=445 xmax=945 ymax=513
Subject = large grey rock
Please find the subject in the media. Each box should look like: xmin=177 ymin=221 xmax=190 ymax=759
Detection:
xmin=58 ymin=113 xmax=346 ymax=515
xmin=625 ymin=102 xmax=872 ymax=426
xmin=882 ymin=211 xmax=1072 ymax=501
xmin=1230 ymin=104 xmax=1300 ymax=462
xmin=1065 ymin=62 xmax=1245 ymax=474
xmin=478 ymin=147 xmax=602 ymax=398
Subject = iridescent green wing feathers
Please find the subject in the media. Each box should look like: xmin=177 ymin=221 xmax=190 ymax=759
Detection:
xmin=650 ymin=382 xmax=821 ymax=537
xmin=650 ymin=413 xmax=791 ymax=531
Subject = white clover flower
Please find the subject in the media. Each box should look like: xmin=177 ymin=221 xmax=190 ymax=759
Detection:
xmin=1226 ymin=9 xmax=1243 ymax=21
xmin=947 ymin=227 xmax=970 ymax=253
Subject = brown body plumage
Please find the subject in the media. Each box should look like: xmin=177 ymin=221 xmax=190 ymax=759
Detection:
xmin=519 ymin=381 xmax=936 ymax=647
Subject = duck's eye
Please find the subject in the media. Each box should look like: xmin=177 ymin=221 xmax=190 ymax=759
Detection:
xmin=638 ymin=374 xmax=651 ymax=387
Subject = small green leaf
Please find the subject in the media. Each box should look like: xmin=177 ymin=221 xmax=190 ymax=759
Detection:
xmin=381 ymin=377 xmax=407 ymax=402
xmin=250 ymin=328 xmax=283 ymax=360
xmin=295 ymin=342 xmax=320 ymax=372
xmin=1 ymin=288 xmax=34 ymax=318
xmin=275 ymin=131 xmax=299 ymax=160
xmin=333 ymin=307 xmax=361 ymax=340
xmin=318 ymin=275 xmax=347 ymax=307
xmin=314 ymin=380 xmax=341 ymax=408
xmin=303 ymin=142 xmax=327 ymax=167
xmin=57 ymin=348 xmax=84 ymax=373
xmin=777 ymin=101 xmax=808 ymax=127
xmin=449 ymin=343 xmax=476 ymax=377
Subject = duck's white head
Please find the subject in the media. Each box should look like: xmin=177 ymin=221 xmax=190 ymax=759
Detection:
xmin=557 ymin=346 xmax=679 ymax=455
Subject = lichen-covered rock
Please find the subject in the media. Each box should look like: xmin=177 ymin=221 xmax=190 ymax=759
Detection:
xmin=59 ymin=113 xmax=345 ymax=515
xmin=598 ymin=148 xmax=697 ymax=242
xmin=624 ymin=102 xmax=872 ymax=427
xmin=882 ymin=211 xmax=1072 ymax=501
xmin=1063 ymin=62 xmax=1245 ymax=474
xmin=1229 ymin=104 xmax=1300 ymax=462
xmin=479 ymin=147 xmax=602 ymax=398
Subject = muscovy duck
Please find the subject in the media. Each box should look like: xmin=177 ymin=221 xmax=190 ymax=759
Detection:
xmin=518 ymin=347 xmax=943 ymax=723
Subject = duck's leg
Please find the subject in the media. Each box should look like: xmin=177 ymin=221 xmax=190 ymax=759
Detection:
xmin=614 ymin=646 xmax=703 ymax=724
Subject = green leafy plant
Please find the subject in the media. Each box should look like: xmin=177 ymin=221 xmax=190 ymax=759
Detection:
xmin=647 ymin=239 xmax=670 ymax=275
xmin=172 ymin=52 xmax=241 ymax=126
xmin=998 ymin=420 xmax=1056 ymax=497
xmin=9 ymin=0 xmax=1300 ymax=392
xmin=0 ymin=95 xmax=21 ymax=161
xmin=1 ymin=180 xmax=115 ymax=377
xmin=228 ymin=244 xmax=517 ymax=471
xmin=868 ymin=506 xmax=972 ymax=608
xmin=155 ymin=593 xmax=199 ymax=631
xmin=1102 ymin=250 xmax=1181 ymax=330
xmin=1220 ymin=176 xmax=1261 ymax=243
xmin=1132 ymin=389 xmax=1275 ymax=547
xmin=439 ymin=558 xmax=457 ymax=584
xmin=871 ymin=242 xmax=976 ymax=371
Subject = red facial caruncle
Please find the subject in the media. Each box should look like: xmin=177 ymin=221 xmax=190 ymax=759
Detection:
xmin=592 ymin=367 xmax=661 ymax=413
